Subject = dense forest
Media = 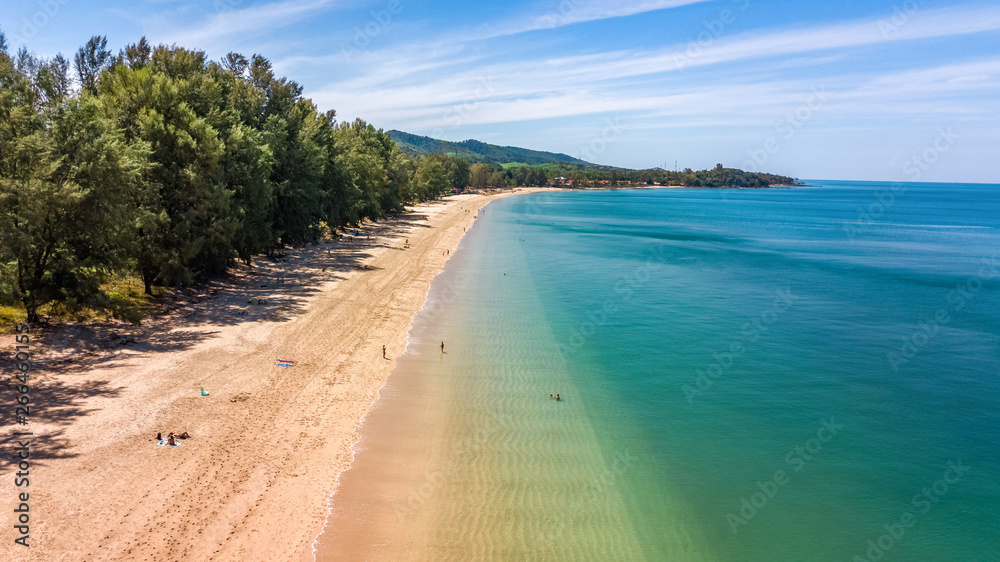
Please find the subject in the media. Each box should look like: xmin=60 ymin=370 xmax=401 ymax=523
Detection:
xmin=389 ymin=130 xmax=589 ymax=165
xmin=466 ymin=162 xmax=797 ymax=189
xmin=0 ymin=32 xmax=795 ymax=324
xmin=390 ymin=130 xmax=796 ymax=188
xmin=0 ymin=33 xmax=470 ymax=322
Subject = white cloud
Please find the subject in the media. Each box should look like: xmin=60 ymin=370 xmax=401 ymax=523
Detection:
xmin=254 ymin=1 xmax=1000 ymax=180
xmin=483 ymin=0 xmax=712 ymax=39
xmin=146 ymin=0 xmax=344 ymax=51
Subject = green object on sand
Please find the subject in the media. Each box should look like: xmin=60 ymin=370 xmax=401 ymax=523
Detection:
xmin=200 ymin=387 xmax=210 ymax=396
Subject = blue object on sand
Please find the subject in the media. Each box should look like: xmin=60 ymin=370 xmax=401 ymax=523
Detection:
xmin=200 ymin=387 xmax=210 ymax=396
xmin=156 ymin=440 xmax=181 ymax=447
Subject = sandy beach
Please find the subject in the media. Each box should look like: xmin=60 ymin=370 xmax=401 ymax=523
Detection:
xmin=1 ymin=189 xmax=543 ymax=561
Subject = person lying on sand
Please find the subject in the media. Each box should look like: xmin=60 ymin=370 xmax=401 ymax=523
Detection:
xmin=175 ymin=432 xmax=190 ymax=439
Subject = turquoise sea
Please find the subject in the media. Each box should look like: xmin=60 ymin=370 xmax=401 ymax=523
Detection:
xmin=319 ymin=181 xmax=1000 ymax=561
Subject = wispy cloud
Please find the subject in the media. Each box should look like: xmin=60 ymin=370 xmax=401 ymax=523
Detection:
xmin=651 ymin=3 xmax=1000 ymax=71
xmin=146 ymin=0 xmax=344 ymax=51
xmin=123 ymin=0 xmax=1000 ymax=180
xmin=312 ymin=2 xmax=1000 ymax=100
xmin=481 ymin=0 xmax=711 ymax=40
xmin=8 ymin=0 xmax=998 ymax=180
xmin=309 ymin=1 xmax=1000 ymax=140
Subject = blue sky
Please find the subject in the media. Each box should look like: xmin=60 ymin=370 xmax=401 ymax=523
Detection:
xmin=3 ymin=0 xmax=999 ymax=182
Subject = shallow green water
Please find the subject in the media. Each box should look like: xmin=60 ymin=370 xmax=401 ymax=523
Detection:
xmin=324 ymin=182 xmax=1000 ymax=561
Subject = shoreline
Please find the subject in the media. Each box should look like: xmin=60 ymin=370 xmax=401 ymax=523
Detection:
xmin=1 ymin=188 xmax=547 ymax=561
xmin=306 ymin=201 xmax=495 ymax=560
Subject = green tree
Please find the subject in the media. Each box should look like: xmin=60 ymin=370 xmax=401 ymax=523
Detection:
xmin=411 ymin=157 xmax=449 ymax=201
xmin=335 ymin=119 xmax=410 ymax=223
xmin=442 ymin=155 xmax=470 ymax=191
xmin=74 ymin=35 xmax=113 ymax=95
xmin=1 ymin=52 xmax=147 ymax=319
xmin=469 ymin=163 xmax=491 ymax=189
xmin=121 ymin=37 xmax=152 ymax=69
xmin=99 ymin=55 xmax=233 ymax=293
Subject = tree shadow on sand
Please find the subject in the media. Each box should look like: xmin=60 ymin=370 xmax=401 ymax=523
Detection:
xmin=0 ymin=208 xmax=442 ymax=462
xmin=0 ymin=378 xmax=123 ymax=471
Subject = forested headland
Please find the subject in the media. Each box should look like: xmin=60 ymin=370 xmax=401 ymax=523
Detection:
xmin=0 ymin=32 xmax=795 ymax=325
xmin=389 ymin=129 xmax=797 ymax=189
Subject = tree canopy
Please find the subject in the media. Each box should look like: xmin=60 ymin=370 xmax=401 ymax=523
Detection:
xmin=0 ymin=34 xmax=465 ymax=321
xmin=0 ymin=31 xmax=795 ymax=322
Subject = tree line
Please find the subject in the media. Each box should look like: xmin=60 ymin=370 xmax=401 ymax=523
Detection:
xmin=1 ymin=32 xmax=796 ymax=323
xmin=0 ymin=33 xmax=471 ymax=321
xmin=464 ymin=162 xmax=795 ymax=189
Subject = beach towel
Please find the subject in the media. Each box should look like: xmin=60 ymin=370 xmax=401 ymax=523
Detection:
xmin=276 ymin=359 xmax=296 ymax=367
xmin=156 ymin=440 xmax=181 ymax=447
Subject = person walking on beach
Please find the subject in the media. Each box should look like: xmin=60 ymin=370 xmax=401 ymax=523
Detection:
xmin=382 ymin=345 xmax=386 ymax=359
xmin=440 ymin=341 xmax=445 ymax=353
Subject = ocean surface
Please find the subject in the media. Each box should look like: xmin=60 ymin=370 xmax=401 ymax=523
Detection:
xmin=318 ymin=181 xmax=1000 ymax=561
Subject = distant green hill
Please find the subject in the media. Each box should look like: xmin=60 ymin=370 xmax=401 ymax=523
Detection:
xmin=388 ymin=130 xmax=591 ymax=166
